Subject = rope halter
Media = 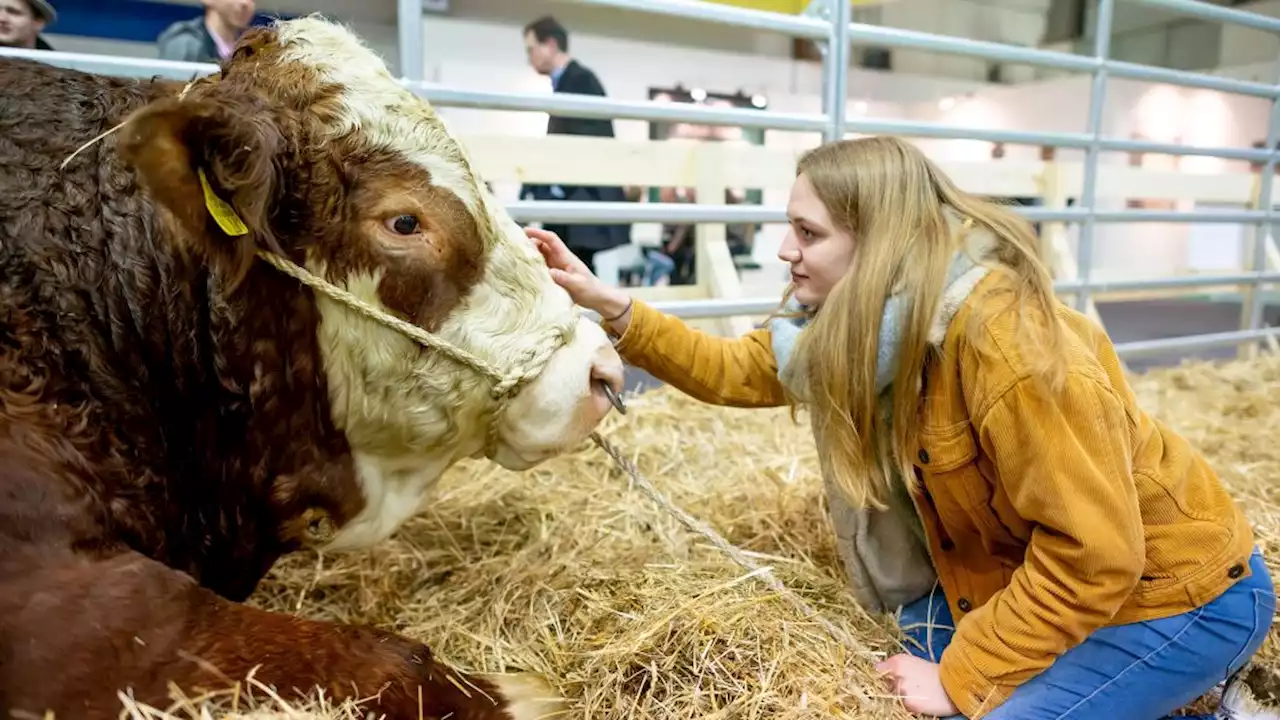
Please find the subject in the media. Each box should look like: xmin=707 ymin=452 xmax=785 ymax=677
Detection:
xmin=59 ymin=76 xmax=580 ymax=458
xmin=255 ymin=251 xmax=575 ymax=458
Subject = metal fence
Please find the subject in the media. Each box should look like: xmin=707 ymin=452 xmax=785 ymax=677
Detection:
xmin=2 ymin=0 xmax=1278 ymax=358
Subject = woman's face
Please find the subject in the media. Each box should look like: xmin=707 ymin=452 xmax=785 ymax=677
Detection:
xmin=777 ymin=173 xmax=855 ymax=307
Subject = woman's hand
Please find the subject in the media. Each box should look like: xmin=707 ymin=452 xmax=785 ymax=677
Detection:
xmin=875 ymin=653 xmax=960 ymax=717
xmin=526 ymin=227 xmax=631 ymax=322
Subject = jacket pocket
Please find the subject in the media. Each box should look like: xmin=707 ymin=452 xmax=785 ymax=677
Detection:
xmin=919 ymin=422 xmax=1020 ymax=556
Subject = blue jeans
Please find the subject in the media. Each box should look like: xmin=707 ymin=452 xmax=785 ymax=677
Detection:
xmin=643 ymin=251 xmax=675 ymax=286
xmin=899 ymin=548 xmax=1276 ymax=719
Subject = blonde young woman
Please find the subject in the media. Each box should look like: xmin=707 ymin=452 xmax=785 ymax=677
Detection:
xmin=528 ymin=136 xmax=1277 ymax=720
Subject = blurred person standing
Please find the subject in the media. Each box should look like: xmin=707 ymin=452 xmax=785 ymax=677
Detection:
xmin=520 ymin=15 xmax=629 ymax=274
xmin=156 ymin=0 xmax=255 ymax=64
xmin=0 ymin=0 xmax=55 ymax=51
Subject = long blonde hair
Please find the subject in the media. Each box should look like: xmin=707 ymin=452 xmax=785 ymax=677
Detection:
xmin=782 ymin=136 xmax=1065 ymax=511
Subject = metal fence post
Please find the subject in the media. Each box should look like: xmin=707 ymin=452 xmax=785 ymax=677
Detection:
xmin=1074 ymin=0 xmax=1116 ymax=314
xmin=1245 ymin=56 xmax=1280 ymax=337
xmin=825 ymin=0 xmax=852 ymax=143
xmin=397 ymin=0 xmax=424 ymax=82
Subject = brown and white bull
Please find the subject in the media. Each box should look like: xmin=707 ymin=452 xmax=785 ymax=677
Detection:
xmin=0 ymin=15 xmax=624 ymax=720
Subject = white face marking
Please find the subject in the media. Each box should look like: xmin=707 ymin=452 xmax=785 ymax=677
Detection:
xmin=266 ymin=17 xmax=625 ymax=552
xmin=273 ymin=19 xmax=481 ymax=217
xmin=322 ymin=451 xmax=452 ymax=552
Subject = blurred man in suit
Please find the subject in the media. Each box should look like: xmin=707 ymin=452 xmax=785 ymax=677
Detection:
xmin=156 ymin=0 xmax=255 ymax=64
xmin=521 ymin=15 xmax=629 ymax=273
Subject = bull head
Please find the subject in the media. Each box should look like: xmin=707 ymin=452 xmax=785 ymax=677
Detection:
xmin=115 ymin=15 xmax=626 ymax=551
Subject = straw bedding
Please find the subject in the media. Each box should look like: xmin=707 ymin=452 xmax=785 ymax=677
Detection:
xmin=120 ymin=353 xmax=1280 ymax=719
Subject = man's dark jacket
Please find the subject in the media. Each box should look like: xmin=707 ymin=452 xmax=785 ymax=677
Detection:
xmin=520 ymin=59 xmax=630 ymax=257
xmin=156 ymin=17 xmax=221 ymax=63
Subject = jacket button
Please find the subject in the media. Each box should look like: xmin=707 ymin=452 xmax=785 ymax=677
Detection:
xmin=918 ymin=449 xmax=930 ymax=464
xmin=1229 ymin=563 xmax=1245 ymax=579
xmin=957 ymin=598 xmax=972 ymax=612
xmin=940 ymin=538 xmax=955 ymax=551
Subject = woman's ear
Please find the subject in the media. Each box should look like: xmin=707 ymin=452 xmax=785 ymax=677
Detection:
xmin=116 ymin=92 xmax=286 ymax=289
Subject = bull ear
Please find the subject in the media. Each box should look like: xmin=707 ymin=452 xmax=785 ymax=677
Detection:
xmin=116 ymin=92 xmax=285 ymax=289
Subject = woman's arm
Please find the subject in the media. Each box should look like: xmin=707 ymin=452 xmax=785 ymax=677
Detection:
xmin=604 ymin=297 xmax=787 ymax=408
xmin=937 ymin=370 xmax=1145 ymax=716
xmin=527 ymin=227 xmax=788 ymax=409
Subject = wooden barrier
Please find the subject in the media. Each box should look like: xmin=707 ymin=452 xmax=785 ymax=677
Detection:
xmin=458 ymin=133 xmax=1277 ymax=352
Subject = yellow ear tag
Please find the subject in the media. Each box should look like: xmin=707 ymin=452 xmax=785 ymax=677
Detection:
xmin=197 ymin=168 xmax=249 ymax=237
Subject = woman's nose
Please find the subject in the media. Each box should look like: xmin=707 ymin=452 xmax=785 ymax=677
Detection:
xmin=777 ymin=235 xmax=800 ymax=263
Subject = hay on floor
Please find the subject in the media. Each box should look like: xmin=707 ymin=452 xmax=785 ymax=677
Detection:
xmin=121 ymin=353 xmax=1280 ymax=719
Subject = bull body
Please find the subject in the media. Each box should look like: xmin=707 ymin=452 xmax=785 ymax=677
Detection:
xmin=0 ymin=16 xmax=622 ymax=720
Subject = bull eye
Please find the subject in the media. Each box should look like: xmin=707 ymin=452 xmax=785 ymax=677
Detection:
xmin=388 ymin=215 xmax=421 ymax=236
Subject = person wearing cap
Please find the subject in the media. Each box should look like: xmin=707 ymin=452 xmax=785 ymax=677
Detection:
xmin=156 ymin=0 xmax=255 ymax=64
xmin=0 ymin=0 xmax=55 ymax=50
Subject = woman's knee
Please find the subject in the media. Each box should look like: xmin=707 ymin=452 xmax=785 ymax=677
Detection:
xmin=987 ymin=550 xmax=1277 ymax=720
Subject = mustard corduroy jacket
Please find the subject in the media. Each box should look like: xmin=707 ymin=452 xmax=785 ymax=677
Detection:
xmin=606 ymin=273 xmax=1256 ymax=718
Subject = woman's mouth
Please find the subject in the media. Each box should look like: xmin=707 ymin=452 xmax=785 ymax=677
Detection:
xmin=791 ymin=271 xmax=808 ymax=283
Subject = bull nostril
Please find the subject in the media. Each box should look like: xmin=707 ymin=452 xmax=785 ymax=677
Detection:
xmin=589 ymin=350 xmax=626 ymax=415
xmin=597 ymin=378 xmax=626 ymax=415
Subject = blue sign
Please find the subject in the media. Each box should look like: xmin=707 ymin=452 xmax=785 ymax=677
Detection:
xmin=44 ymin=0 xmax=287 ymax=44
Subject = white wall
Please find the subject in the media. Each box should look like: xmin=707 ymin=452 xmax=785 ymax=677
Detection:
xmin=900 ymin=75 xmax=1270 ymax=282
xmin=1220 ymin=0 xmax=1280 ymax=70
xmin=878 ymin=0 xmax=1052 ymax=83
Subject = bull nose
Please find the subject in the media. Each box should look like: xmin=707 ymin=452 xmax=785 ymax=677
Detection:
xmin=589 ymin=344 xmax=626 ymax=412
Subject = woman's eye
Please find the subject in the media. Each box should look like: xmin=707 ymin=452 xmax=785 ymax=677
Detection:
xmin=387 ymin=215 xmax=420 ymax=235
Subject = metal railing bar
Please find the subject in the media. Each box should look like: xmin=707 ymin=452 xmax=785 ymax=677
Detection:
xmin=1105 ymin=60 xmax=1279 ymax=99
xmin=1126 ymin=0 xmax=1280 ymax=34
xmin=579 ymin=0 xmax=831 ymax=39
xmin=845 ymin=118 xmax=1094 ymax=147
xmin=0 ymin=47 xmax=216 ymax=80
xmin=509 ymin=202 xmax=1086 ymax=224
xmin=6 ymin=48 xmax=1276 ymax=158
xmin=507 ymin=202 xmax=788 ymax=224
xmin=1102 ymin=136 xmax=1275 ymax=162
xmin=845 ymin=22 xmax=1095 ymax=73
xmin=0 ymin=47 xmax=831 ymax=133
xmin=1054 ymin=271 xmax=1280 ymax=294
xmin=505 ymin=202 xmax=1271 ymax=225
xmin=1089 ymin=209 xmax=1271 ymax=223
xmin=842 ymin=117 xmax=1274 ymax=162
xmin=845 ymin=21 xmax=1278 ymax=99
xmin=406 ymin=83 xmax=832 ymax=132
xmin=639 ymin=274 xmax=1280 ymax=320
xmin=1114 ymin=327 xmax=1280 ymax=358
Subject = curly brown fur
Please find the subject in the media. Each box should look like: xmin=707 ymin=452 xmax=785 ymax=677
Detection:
xmin=0 ymin=43 xmax=546 ymax=720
